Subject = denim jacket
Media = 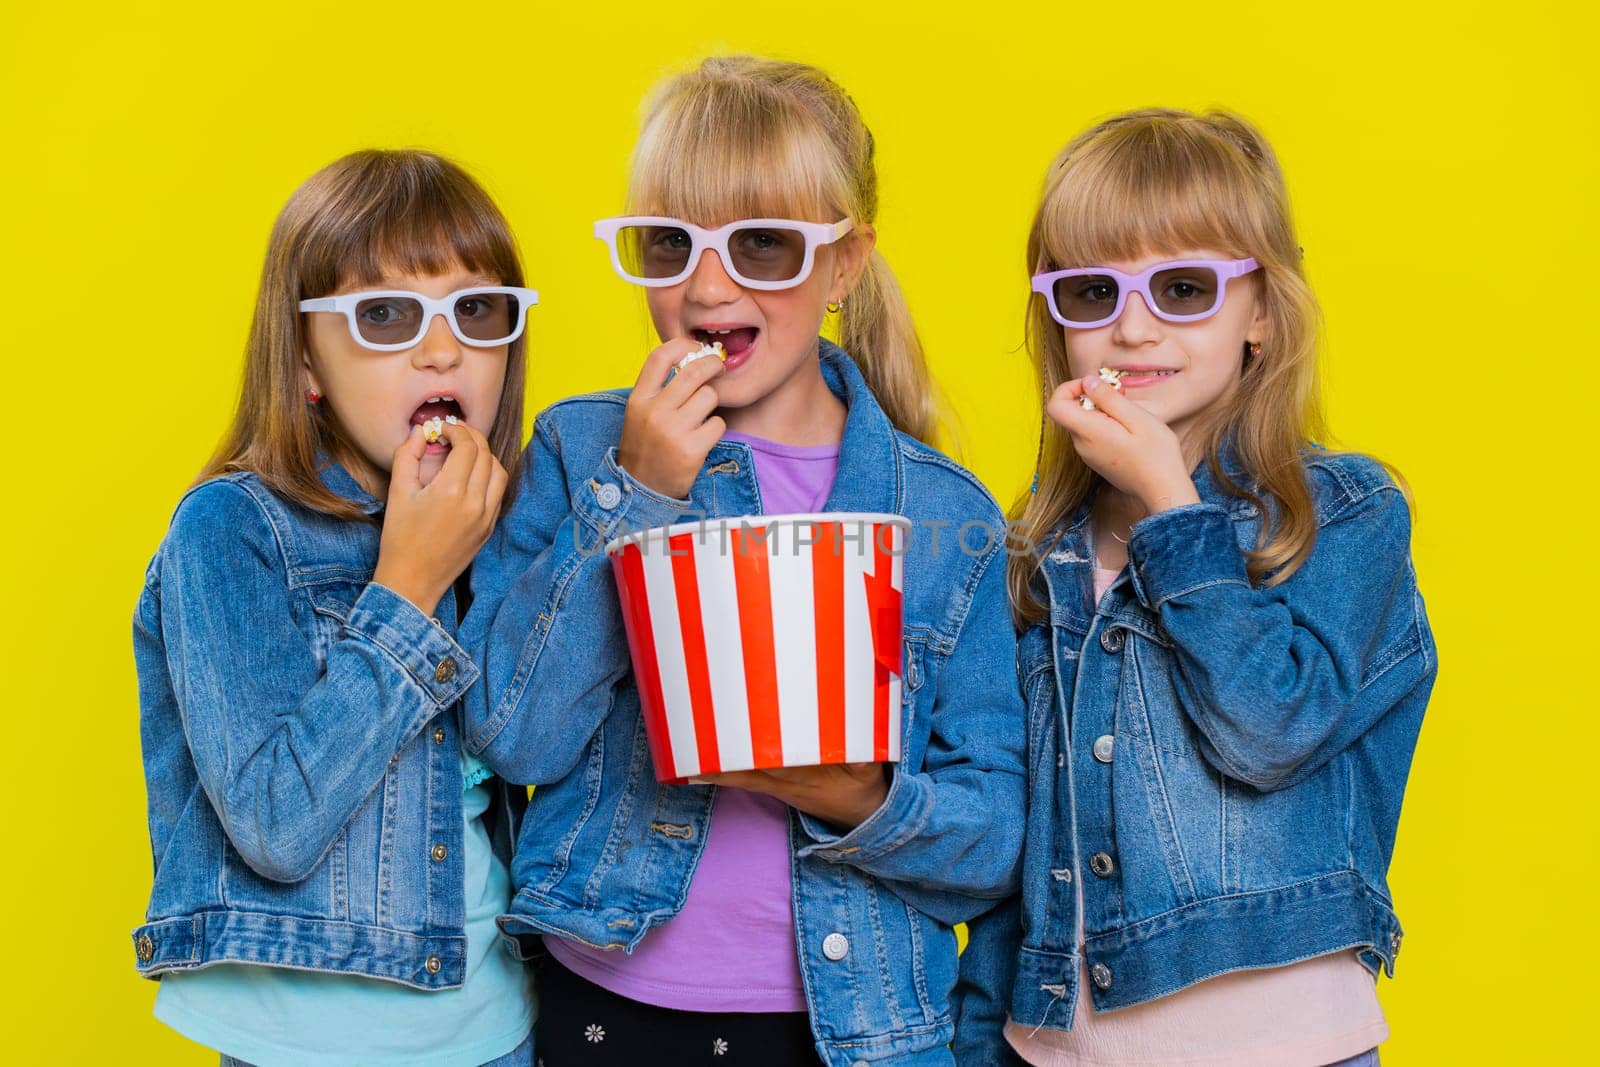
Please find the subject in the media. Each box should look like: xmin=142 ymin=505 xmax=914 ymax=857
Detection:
xmin=462 ymin=342 xmax=1026 ymax=1065
xmin=132 ymin=462 xmax=524 ymax=989
xmin=952 ymin=450 xmax=1437 ymax=1064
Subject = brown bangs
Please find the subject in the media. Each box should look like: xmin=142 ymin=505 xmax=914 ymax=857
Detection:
xmin=294 ymin=152 xmax=524 ymax=297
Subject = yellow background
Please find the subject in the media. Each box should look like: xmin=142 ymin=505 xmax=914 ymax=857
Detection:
xmin=4 ymin=0 xmax=1595 ymax=1060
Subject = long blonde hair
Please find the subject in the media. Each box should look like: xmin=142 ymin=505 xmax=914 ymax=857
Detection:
xmin=200 ymin=149 xmax=527 ymax=520
xmin=628 ymin=55 xmax=937 ymax=442
xmin=1010 ymin=109 xmax=1330 ymax=627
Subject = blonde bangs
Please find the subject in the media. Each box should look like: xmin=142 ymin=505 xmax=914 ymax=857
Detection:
xmin=1035 ymin=118 xmax=1278 ymax=271
xmin=628 ymin=77 xmax=844 ymax=225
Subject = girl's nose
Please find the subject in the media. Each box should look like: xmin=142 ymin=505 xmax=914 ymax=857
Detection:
xmin=412 ymin=312 xmax=464 ymax=371
xmin=1111 ymin=290 xmax=1163 ymax=345
xmin=683 ymin=247 xmax=741 ymax=305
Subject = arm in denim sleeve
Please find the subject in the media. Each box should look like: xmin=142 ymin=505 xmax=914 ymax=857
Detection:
xmin=161 ymin=483 xmax=476 ymax=883
xmin=460 ymin=414 xmax=692 ymax=785
xmin=793 ymin=542 xmax=1027 ymax=925
xmin=1126 ymin=479 xmax=1436 ymax=792
xmin=953 ymin=895 xmax=1028 ymax=1066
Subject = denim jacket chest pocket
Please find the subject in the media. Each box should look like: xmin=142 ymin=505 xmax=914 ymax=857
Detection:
xmin=303 ymin=568 xmax=374 ymax=655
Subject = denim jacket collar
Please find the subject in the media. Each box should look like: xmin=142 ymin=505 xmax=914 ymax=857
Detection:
xmin=699 ymin=339 xmax=904 ymax=516
xmin=317 ymin=455 xmax=385 ymax=516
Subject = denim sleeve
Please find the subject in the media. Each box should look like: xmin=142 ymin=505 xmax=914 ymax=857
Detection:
xmin=1126 ymin=484 xmax=1435 ymax=792
xmin=460 ymin=416 xmax=692 ymax=785
xmin=160 ymin=483 xmax=477 ymax=882
xmin=792 ymin=541 xmax=1027 ymax=925
xmin=952 ymin=896 xmax=1028 ymax=1066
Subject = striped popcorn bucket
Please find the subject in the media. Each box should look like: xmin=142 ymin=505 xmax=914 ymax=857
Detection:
xmin=605 ymin=513 xmax=911 ymax=783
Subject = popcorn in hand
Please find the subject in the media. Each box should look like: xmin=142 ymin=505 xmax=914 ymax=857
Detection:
xmin=1080 ymin=367 xmax=1124 ymax=411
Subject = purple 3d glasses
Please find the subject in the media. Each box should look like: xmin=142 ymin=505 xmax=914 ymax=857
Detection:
xmin=1031 ymin=257 xmax=1260 ymax=328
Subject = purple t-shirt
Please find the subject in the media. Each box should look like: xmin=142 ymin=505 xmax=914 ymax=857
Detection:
xmin=547 ymin=430 xmax=840 ymax=1012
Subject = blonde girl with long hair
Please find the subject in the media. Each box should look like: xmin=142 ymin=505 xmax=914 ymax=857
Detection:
xmin=464 ymin=56 xmax=1026 ymax=1066
xmin=954 ymin=110 xmax=1437 ymax=1066
xmin=132 ymin=150 xmax=536 ymax=1066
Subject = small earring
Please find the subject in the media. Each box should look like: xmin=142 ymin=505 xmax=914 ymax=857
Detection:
xmin=306 ymin=389 xmax=321 ymax=403
xmin=1247 ymin=342 xmax=1262 ymax=360
xmin=826 ymin=298 xmax=845 ymax=314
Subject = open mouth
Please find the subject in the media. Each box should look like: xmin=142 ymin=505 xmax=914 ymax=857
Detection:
xmin=410 ymin=395 xmax=465 ymax=447
xmin=691 ymin=326 xmax=759 ymax=368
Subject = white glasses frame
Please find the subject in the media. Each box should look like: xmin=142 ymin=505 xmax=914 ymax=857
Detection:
xmin=593 ymin=216 xmax=854 ymax=290
xmin=298 ymin=286 xmax=539 ymax=352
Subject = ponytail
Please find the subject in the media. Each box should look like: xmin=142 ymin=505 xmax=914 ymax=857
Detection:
xmin=839 ymin=250 xmax=937 ymax=443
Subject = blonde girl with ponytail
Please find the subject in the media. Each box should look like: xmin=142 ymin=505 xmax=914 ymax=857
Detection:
xmin=465 ymin=56 xmax=1026 ymax=1066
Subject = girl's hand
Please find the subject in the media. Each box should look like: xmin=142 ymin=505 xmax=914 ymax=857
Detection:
xmin=372 ymin=420 xmax=509 ymax=616
xmin=1045 ymin=374 xmax=1201 ymax=515
xmin=695 ymin=763 xmax=891 ymax=831
xmin=617 ymin=339 xmax=727 ymax=500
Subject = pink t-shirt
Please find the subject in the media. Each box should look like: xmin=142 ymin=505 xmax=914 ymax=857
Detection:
xmin=548 ymin=431 xmax=840 ymax=1012
xmin=1003 ymin=561 xmax=1387 ymax=1064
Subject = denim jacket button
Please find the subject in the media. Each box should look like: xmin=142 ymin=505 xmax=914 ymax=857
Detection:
xmin=1090 ymin=962 xmax=1113 ymax=990
xmin=1100 ymin=628 xmax=1125 ymax=653
xmin=1090 ymin=851 xmax=1115 ymax=877
xmin=433 ymin=728 xmax=447 ymax=745
xmin=431 ymin=844 xmax=448 ymax=862
xmin=425 ymin=955 xmax=442 ymax=974
xmin=135 ymin=934 xmax=155 ymax=962
xmin=594 ymin=481 xmax=622 ymax=509
xmin=1093 ymin=735 xmax=1115 ymax=763
xmin=822 ymin=933 xmax=850 ymax=961
xmin=434 ymin=658 xmax=458 ymax=683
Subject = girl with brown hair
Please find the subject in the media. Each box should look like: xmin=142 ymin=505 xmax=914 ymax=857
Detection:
xmin=132 ymin=149 xmax=537 ymax=1066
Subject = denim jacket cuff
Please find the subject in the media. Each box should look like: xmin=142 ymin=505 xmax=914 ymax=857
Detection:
xmin=350 ymin=582 xmax=480 ymax=706
xmin=1126 ymin=503 xmax=1250 ymax=611
xmin=571 ymin=448 xmax=696 ymax=543
xmin=794 ymin=766 xmax=933 ymax=862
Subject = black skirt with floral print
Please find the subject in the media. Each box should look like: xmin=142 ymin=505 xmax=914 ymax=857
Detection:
xmin=534 ymin=955 xmax=818 ymax=1066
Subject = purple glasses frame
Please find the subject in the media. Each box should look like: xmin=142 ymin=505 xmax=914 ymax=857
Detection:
xmin=1031 ymin=257 xmax=1260 ymax=328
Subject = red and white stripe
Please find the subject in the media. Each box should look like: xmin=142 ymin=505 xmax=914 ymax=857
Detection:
xmin=610 ymin=517 xmax=905 ymax=782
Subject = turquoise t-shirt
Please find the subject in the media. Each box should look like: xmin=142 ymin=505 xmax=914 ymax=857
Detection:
xmin=154 ymin=746 xmax=533 ymax=1067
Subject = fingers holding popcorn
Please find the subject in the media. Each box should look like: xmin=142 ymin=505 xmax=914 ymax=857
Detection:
xmin=375 ymin=418 xmax=505 ymax=617
xmin=635 ymin=337 xmax=725 ymax=398
xmin=620 ymin=337 xmax=729 ymax=499
xmin=1047 ymin=370 xmax=1197 ymax=513
xmin=1077 ymin=367 xmax=1124 ymax=411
